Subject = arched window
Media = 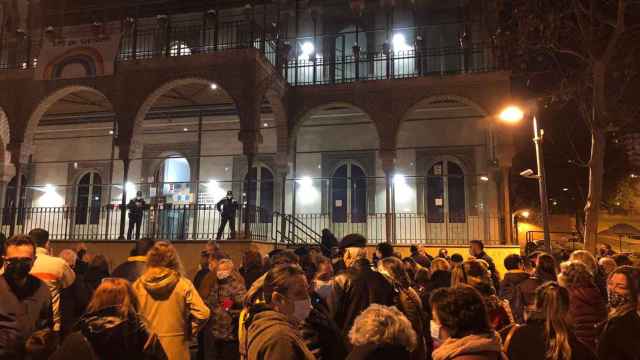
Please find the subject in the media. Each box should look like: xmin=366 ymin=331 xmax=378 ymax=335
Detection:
xmin=75 ymin=172 xmax=102 ymax=225
xmin=331 ymin=162 xmax=367 ymax=223
xmin=427 ymin=160 xmax=466 ymax=223
xmin=3 ymin=175 xmax=27 ymax=225
xmin=154 ymin=156 xmax=191 ymax=202
xmin=244 ymin=165 xmax=274 ymax=223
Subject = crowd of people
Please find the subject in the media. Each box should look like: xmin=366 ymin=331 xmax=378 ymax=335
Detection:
xmin=1 ymin=228 xmax=640 ymax=360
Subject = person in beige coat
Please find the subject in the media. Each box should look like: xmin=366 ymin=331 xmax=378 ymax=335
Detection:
xmin=134 ymin=241 xmax=210 ymax=360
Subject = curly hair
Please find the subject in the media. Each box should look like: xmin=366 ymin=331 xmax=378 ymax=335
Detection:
xmin=146 ymin=241 xmax=184 ymax=273
xmin=348 ymin=304 xmax=417 ymax=351
xmin=430 ymin=285 xmax=492 ymax=339
xmin=569 ymin=250 xmax=598 ymax=275
xmin=451 ymin=260 xmax=493 ymax=294
xmin=431 ymin=258 xmax=450 ymax=272
xmin=559 ymin=261 xmax=594 ymax=288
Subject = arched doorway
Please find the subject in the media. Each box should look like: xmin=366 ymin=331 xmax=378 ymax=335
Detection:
xmin=396 ymin=95 xmax=490 ymax=243
xmin=244 ymin=165 xmax=274 ymax=223
xmin=75 ymin=172 xmax=102 ymax=225
xmin=153 ymin=155 xmax=191 ymax=240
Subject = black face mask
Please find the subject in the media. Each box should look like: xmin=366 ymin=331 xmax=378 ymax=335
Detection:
xmin=5 ymin=259 xmax=33 ymax=280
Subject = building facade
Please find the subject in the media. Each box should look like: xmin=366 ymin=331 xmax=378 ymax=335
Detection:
xmin=0 ymin=0 xmax=515 ymax=245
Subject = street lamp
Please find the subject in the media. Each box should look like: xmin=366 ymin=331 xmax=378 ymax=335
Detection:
xmin=512 ymin=209 xmax=531 ymax=245
xmin=499 ymin=105 xmax=551 ymax=253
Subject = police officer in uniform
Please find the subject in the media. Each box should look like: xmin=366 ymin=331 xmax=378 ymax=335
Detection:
xmin=216 ymin=191 xmax=239 ymax=240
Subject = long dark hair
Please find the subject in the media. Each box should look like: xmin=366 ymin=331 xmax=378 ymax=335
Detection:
xmin=536 ymin=254 xmax=557 ymax=282
xmin=608 ymin=266 xmax=640 ymax=318
xmin=535 ymin=282 xmax=572 ymax=360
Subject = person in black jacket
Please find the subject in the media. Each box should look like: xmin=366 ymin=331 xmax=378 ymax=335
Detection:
xmin=58 ymin=249 xmax=91 ymax=338
xmin=320 ymin=229 xmax=338 ymax=257
xmin=499 ymin=254 xmax=529 ymax=312
xmin=112 ymin=238 xmax=155 ymax=283
xmin=51 ymin=278 xmax=166 ymax=360
xmin=127 ymin=191 xmax=146 ymax=241
xmin=327 ymin=234 xmax=395 ymax=337
xmin=216 ymin=191 xmax=239 ymax=240
xmin=598 ymin=266 xmax=640 ymax=360
xmin=0 ymin=235 xmax=52 ymax=359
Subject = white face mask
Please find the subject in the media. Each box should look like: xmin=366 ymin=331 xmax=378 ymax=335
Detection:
xmin=217 ymin=271 xmax=231 ymax=280
xmin=430 ymin=320 xmax=442 ymax=340
xmin=292 ymin=298 xmax=313 ymax=323
xmin=313 ymin=280 xmax=332 ymax=300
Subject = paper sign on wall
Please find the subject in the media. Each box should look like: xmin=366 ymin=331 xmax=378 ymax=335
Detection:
xmin=435 ymin=198 xmax=443 ymax=206
xmin=335 ymin=200 xmax=343 ymax=207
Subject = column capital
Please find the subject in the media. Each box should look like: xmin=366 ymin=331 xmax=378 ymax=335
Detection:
xmin=379 ymin=149 xmax=396 ymax=174
xmin=238 ymin=129 xmax=263 ymax=155
xmin=6 ymin=141 xmax=26 ymax=165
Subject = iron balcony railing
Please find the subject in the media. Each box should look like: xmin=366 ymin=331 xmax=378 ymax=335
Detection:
xmin=0 ymin=205 xmax=504 ymax=245
xmin=0 ymin=20 xmax=500 ymax=85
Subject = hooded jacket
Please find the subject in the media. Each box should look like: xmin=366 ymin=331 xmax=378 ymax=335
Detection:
xmin=244 ymin=305 xmax=316 ymax=360
xmin=432 ymin=332 xmax=503 ymax=360
xmin=133 ymin=267 xmax=210 ymax=360
xmin=499 ymin=270 xmax=529 ymax=307
xmin=51 ymin=306 xmax=166 ymax=360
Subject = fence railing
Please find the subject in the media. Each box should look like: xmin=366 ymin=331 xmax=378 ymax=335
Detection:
xmin=0 ymin=20 xmax=500 ymax=86
xmin=1 ymin=206 xmax=504 ymax=245
xmin=0 ymin=205 xmax=271 ymax=242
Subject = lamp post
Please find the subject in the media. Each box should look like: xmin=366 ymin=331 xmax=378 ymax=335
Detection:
xmin=499 ymin=105 xmax=551 ymax=253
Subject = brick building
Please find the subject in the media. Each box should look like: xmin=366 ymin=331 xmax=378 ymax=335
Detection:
xmin=0 ymin=0 xmax=516 ymax=246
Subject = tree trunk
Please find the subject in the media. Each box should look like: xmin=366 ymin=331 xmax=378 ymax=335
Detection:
xmin=583 ymin=129 xmax=606 ymax=253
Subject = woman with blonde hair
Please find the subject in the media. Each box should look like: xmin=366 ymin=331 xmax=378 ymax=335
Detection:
xmin=452 ymin=260 xmax=513 ymax=332
xmin=504 ymin=282 xmax=597 ymax=360
xmin=133 ymin=241 xmax=210 ymax=360
xmin=52 ymin=278 xmax=166 ymax=359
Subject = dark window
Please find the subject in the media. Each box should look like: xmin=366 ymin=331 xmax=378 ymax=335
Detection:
xmin=448 ymin=162 xmax=466 ymax=223
xmin=331 ymin=165 xmax=348 ymax=223
xmin=3 ymin=175 xmax=27 ymax=226
xmin=75 ymin=172 xmax=102 ymax=225
xmin=427 ymin=162 xmax=445 ymax=223
xmin=427 ymin=160 xmax=466 ymax=223
xmin=331 ymin=163 xmax=367 ymax=223
xmin=244 ymin=166 xmax=274 ymax=223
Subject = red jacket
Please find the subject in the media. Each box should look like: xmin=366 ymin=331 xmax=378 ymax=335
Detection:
xmin=567 ymin=285 xmax=607 ymax=351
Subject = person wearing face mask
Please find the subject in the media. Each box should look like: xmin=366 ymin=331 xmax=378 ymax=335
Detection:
xmin=203 ymin=258 xmax=247 ymax=360
xmin=245 ymin=264 xmax=316 ymax=360
xmin=597 ymin=265 xmax=640 ymax=360
xmin=0 ymin=235 xmax=52 ymax=358
xmin=216 ymin=191 xmax=239 ymax=240
xmin=127 ymin=191 xmax=147 ymax=241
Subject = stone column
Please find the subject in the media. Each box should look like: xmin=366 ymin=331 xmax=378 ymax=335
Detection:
xmin=380 ymin=149 xmax=396 ymax=244
xmin=238 ymin=129 xmax=262 ymax=239
xmin=496 ymin=142 xmax=516 ymax=246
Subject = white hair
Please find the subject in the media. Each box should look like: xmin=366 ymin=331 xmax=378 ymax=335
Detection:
xmin=58 ymin=249 xmax=77 ymax=267
xmin=348 ymin=304 xmax=417 ymax=351
xmin=569 ymin=250 xmax=597 ymax=275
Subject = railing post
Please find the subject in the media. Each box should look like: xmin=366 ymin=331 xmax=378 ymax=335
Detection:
xmin=381 ymin=150 xmax=396 ymax=244
xmin=118 ymin=157 xmax=130 ymax=240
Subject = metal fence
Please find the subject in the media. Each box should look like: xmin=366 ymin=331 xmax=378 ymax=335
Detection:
xmin=0 ymin=19 xmax=499 ymax=86
xmin=1 ymin=205 xmax=503 ymax=245
xmin=0 ymin=205 xmax=271 ymax=241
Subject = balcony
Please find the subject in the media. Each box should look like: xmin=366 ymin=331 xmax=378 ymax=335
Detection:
xmin=0 ymin=20 xmax=500 ymax=86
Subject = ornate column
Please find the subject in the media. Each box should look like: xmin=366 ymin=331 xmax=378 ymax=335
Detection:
xmin=6 ymin=142 xmax=24 ymax=236
xmin=238 ymin=129 xmax=262 ymax=239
